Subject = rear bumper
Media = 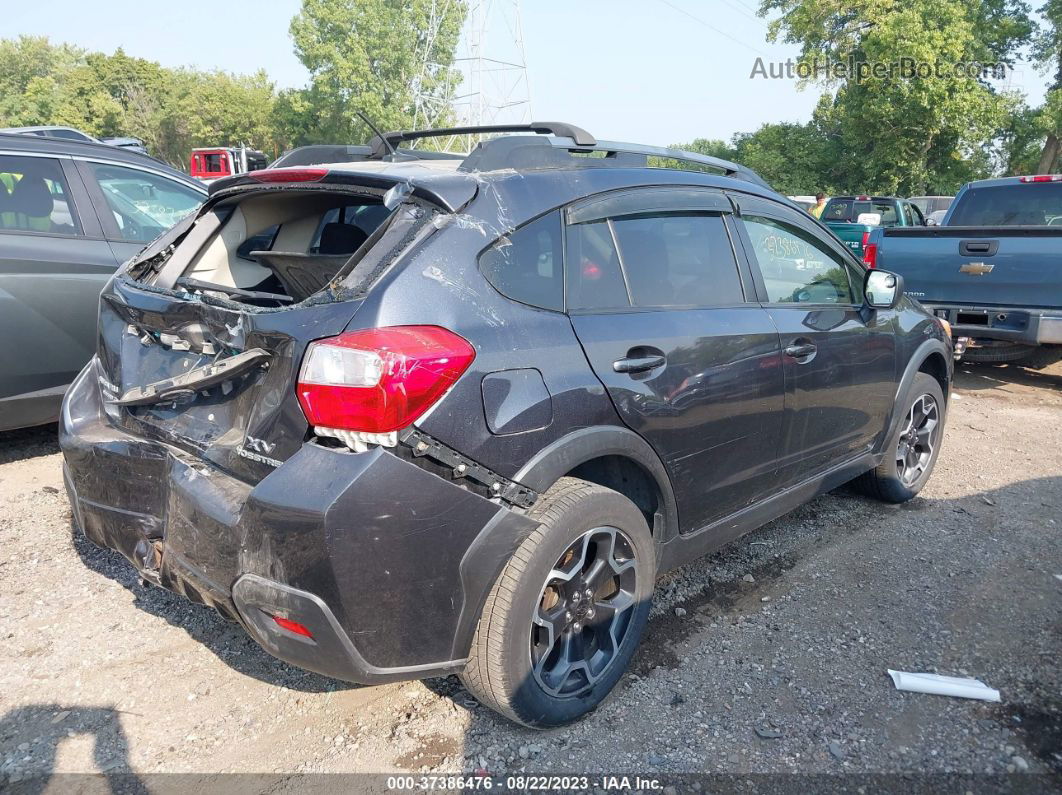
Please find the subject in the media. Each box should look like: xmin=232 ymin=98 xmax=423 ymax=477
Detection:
xmin=60 ymin=359 xmax=538 ymax=685
xmin=923 ymin=303 xmax=1062 ymax=345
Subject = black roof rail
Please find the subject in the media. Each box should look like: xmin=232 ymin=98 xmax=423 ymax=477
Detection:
xmin=368 ymin=121 xmax=596 ymax=159
xmin=459 ymin=135 xmax=771 ymax=188
xmin=362 ymin=121 xmax=769 ymax=188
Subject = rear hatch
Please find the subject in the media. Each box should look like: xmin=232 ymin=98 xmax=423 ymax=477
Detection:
xmin=97 ymin=174 xmax=464 ymax=483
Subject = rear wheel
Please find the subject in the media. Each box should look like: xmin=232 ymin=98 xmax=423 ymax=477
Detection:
xmin=460 ymin=477 xmax=655 ymax=728
xmin=855 ymin=372 xmax=945 ymax=503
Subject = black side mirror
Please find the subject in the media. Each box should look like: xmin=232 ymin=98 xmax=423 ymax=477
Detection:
xmin=864 ymin=269 xmax=904 ymax=309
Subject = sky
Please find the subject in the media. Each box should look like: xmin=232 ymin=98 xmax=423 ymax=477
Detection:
xmin=5 ymin=0 xmax=1050 ymax=148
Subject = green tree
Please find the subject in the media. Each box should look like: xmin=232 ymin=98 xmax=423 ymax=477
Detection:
xmin=731 ymin=121 xmax=837 ymax=195
xmin=761 ymin=0 xmax=1032 ymax=194
xmin=286 ymin=0 xmax=467 ymax=146
xmin=997 ymin=103 xmax=1045 ymax=174
xmin=676 ymin=138 xmax=737 ymax=160
xmin=0 ymin=36 xmax=83 ymax=127
xmin=1031 ymin=0 xmax=1062 ymax=171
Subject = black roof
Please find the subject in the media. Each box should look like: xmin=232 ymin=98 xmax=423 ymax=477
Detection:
xmin=0 ymin=132 xmax=202 ymax=190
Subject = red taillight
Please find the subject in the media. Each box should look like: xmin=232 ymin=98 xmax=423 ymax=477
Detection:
xmin=863 ymin=242 xmax=878 ymax=268
xmin=249 ymin=168 xmax=328 ymax=183
xmin=272 ymin=615 xmax=313 ymax=638
xmin=296 ymin=326 xmax=476 ymax=434
xmin=1018 ymin=175 xmax=1062 ymax=183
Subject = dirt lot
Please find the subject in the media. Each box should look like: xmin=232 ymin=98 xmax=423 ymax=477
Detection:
xmin=1 ymin=362 xmax=1060 ymax=787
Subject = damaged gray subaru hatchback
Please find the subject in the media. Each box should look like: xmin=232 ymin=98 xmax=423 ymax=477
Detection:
xmin=61 ymin=123 xmax=952 ymax=727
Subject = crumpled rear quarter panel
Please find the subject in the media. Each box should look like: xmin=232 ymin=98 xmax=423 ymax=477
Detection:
xmin=61 ymin=360 xmax=535 ymax=671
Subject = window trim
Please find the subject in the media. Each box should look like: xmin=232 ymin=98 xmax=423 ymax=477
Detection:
xmin=728 ymin=193 xmax=866 ymax=308
xmin=567 ymin=185 xmax=733 ymax=225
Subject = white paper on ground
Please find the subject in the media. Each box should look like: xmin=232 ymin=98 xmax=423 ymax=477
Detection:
xmin=887 ymin=669 xmax=1001 ymax=702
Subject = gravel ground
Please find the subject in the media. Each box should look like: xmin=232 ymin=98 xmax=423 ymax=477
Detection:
xmin=1 ymin=361 xmax=1059 ymax=787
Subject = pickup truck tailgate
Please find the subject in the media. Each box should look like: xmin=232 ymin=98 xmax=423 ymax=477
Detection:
xmin=875 ymin=227 xmax=1062 ymax=308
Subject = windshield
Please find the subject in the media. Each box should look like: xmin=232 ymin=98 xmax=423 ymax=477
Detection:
xmin=822 ymin=199 xmax=899 ymax=225
xmin=948 ymin=183 xmax=1062 ymax=226
xmin=912 ymin=196 xmax=953 ymax=215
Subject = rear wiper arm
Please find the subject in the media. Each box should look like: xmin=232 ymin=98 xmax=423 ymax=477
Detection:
xmin=112 ymin=348 xmax=272 ymax=407
xmin=176 ymin=277 xmax=294 ymax=304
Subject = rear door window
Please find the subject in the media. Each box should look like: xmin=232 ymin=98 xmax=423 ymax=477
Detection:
xmin=479 ymin=211 xmax=564 ymax=311
xmin=609 ymin=213 xmax=744 ymax=307
xmin=565 ymin=219 xmax=629 ymax=310
xmin=0 ymin=155 xmax=81 ymax=236
xmin=88 ymin=163 xmax=203 ymax=242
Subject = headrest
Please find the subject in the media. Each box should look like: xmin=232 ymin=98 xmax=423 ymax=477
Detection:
xmin=319 ymin=222 xmax=368 ymax=255
xmin=11 ymin=175 xmax=53 ymax=217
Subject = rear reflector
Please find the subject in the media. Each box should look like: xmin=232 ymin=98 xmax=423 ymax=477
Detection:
xmin=862 ymin=242 xmax=878 ymax=268
xmin=272 ymin=615 xmax=313 ymax=638
xmin=249 ymin=168 xmax=328 ymax=183
xmin=296 ymin=326 xmax=476 ymax=434
xmin=1018 ymin=174 xmax=1062 ymax=182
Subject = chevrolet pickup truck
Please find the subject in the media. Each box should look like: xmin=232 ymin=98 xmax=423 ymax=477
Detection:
xmin=865 ymin=175 xmax=1062 ymax=368
xmin=821 ymin=195 xmax=926 ymax=257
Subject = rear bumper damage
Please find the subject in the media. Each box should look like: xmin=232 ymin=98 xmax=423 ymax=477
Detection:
xmin=60 ymin=358 xmax=538 ymax=685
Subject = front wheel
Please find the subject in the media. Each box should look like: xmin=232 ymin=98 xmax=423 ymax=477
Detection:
xmin=855 ymin=372 xmax=946 ymax=503
xmin=459 ymin=477 xmax=655 ymax=728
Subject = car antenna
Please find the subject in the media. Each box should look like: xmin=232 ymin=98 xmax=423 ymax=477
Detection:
xmin=356 ymin=111 xmax=397 ymax=159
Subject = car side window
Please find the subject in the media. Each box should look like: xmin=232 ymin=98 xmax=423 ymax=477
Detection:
xmin=565 ymin=219 xmax=630 ymax=310
xmin=479 ymin=210 xmax=564 ymax=311
xmin=901 ymin=202 xmax=915 ymax=225
xmin=610 ymin=213 xmax=744 ymax=307
xmin=88 ymin=163 xmax=203 ymax=242
xmin=0 ymin=155 xmax=81 ymax=236
xmin=741 ymin=215 xmax=857 ymax=304
xmin=50 ymin=128 xmax=93 ymax=142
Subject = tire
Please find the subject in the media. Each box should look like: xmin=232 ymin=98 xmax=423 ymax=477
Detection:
xmin=962 ymin=342 xmax=1062 ymax=369
xmin=854 ymin=372 xmax=945 ymax=503
xmin=961 ymin=342 xmax=1036 ymax=363
xmin=460 ymin=477 xmax=655 ymax=728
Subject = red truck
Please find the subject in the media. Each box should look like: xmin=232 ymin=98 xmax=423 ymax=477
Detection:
xmin=189 ymin=146 xmax=267 ymax=184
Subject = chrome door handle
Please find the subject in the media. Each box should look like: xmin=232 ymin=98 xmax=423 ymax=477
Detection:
xmin=784 ymin=343 xmax=817 ymax=359
xmin=613 ymin=354 xmax=666 ymax=373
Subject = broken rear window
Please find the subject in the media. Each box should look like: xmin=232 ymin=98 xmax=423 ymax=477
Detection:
xmin=128 ymin=188 xmax=425 ymax=307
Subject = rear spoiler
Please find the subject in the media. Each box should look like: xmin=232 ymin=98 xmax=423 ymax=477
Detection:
xmin=206 ymin=169 xmax=478 ymax=214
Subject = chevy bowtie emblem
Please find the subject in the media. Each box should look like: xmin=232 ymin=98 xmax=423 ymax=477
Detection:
xmin=959 ymin=261 xmax=994 ymax=275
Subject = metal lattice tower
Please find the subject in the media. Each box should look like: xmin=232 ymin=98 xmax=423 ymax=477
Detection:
xmin=412 ymin=0 xmax=533 ymax=153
